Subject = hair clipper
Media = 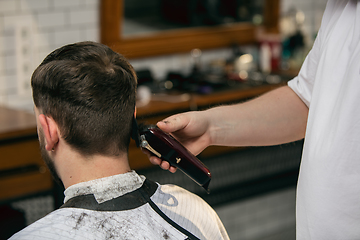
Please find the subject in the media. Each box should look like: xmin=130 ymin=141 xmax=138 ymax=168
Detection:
xmin=132 ymin=118 xmax=211 ymax=193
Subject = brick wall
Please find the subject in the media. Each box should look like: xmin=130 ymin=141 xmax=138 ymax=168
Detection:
xmin=0 ymin=0 xmax=99 ymax=111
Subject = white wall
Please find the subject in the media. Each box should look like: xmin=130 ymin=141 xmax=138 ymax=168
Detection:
xmin=0 ymin=0 xmax=99 ymax=111
xmin=0 ymin=0 xmax=328 ymax=112
xmin=281 ymin=0 xmax=328 ymax=41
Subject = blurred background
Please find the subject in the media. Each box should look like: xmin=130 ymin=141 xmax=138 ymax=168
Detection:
xmin=0 ymin=0 xmax=327 ymax=239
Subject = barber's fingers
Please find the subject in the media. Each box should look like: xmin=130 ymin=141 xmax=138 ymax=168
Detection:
xmin=148 ymin=155 xmax=161 ymax=166
xmin=141 ymin=134 xmax=177 ymax=173
xmin=160 ymin=160 xmax=177 ymax=173
xmin=149 ymin=156 xmax=177 ymax=173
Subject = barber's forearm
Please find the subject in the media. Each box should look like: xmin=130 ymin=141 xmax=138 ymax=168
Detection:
xmin=206 ymin=86 xmax=308 ymax=147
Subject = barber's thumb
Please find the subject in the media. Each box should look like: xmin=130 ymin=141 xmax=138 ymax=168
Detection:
xmin=156 ymin=119 xmax=173 ymax=132
xmin=157 ymin=116 xmax=182 ymax=133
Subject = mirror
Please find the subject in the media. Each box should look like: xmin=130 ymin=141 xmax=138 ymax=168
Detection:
xmin=101 ymin=0 xmax=279 ymax=59
xmin=123 ymin=0 xmax=264 ymax=37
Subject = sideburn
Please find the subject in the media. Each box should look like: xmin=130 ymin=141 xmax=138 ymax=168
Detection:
xmin=38 ymin=128 xmax=63 ymax=187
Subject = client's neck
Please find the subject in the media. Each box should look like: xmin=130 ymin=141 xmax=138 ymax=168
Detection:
xmin=55 ymin=146 xmax=131 ymax=189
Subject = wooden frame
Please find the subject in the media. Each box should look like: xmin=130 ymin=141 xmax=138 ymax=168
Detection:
xmin=100 ymin=0 xmax=279 ymax=59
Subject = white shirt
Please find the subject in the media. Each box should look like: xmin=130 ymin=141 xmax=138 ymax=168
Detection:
xmin=9 ymin=171 xmax=229 ymax=240
xmin=288 ymin=0 xmax=360 ymax=239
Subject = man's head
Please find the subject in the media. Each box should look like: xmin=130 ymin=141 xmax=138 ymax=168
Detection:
xmin=32 ymin=41 xmax=137 ymax=158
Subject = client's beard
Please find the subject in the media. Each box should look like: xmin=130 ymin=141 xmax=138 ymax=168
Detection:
xmin=38 ymin=129 xmax=63 ymax=187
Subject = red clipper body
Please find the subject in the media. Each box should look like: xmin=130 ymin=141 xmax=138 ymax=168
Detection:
xmin=139 ymin=126 xmax=211 ymax=193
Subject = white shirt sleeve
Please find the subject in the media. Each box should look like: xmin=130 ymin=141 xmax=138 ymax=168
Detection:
xmin=287 ymin=0 xmax=343 ymax=107
xmin=287 ymin=24 xmax=323 ymax=107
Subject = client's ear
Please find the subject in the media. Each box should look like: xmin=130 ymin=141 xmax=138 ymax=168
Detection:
xmin=38 ymin=114 xmax=60 ymax=152
xmin=134 ymin=107 xmax=137 ymax=118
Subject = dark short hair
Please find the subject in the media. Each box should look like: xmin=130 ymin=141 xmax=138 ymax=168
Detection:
xmin=31 ymin=41 xmax=137 ymax=156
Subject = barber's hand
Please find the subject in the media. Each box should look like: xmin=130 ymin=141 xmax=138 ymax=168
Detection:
xmin=148 ymin=111 xmax=212 ymax=172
